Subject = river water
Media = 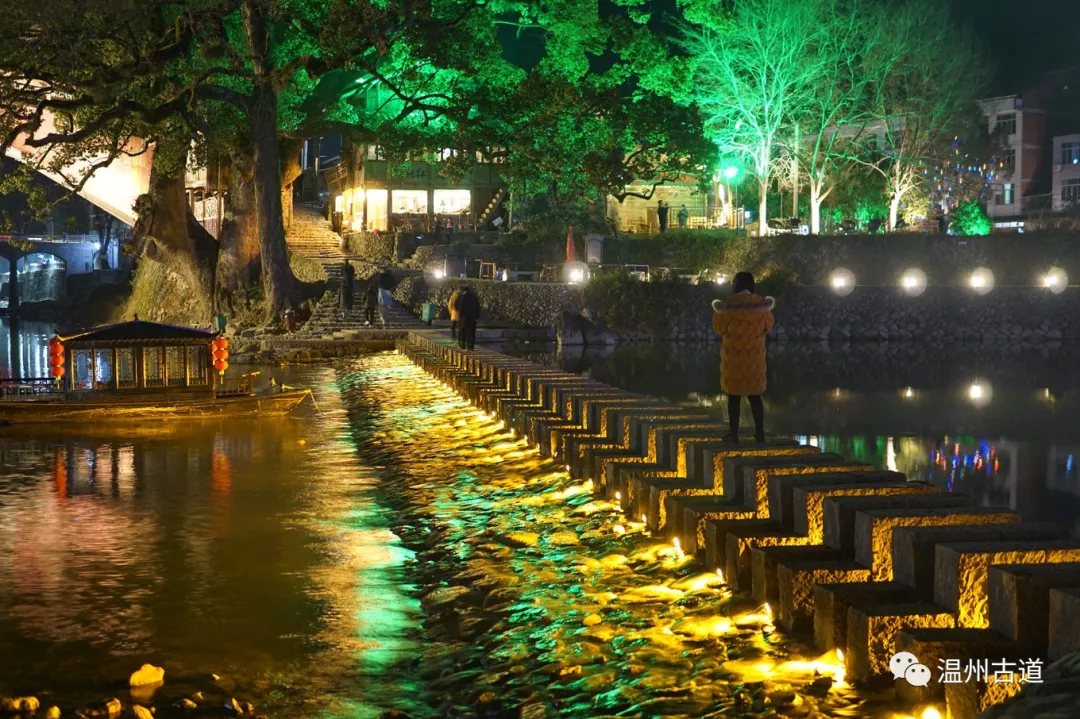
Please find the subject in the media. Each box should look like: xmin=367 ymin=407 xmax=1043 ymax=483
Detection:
xmin=2 ymin=317 xmax=1078 ymax=715
xmin=0 ymin=321 xmax=430 ymax=716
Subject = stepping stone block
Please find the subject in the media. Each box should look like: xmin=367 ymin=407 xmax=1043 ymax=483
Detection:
xmin=934 ymin=540 xmax=1080 ymax=628
xmin=894 ymin=627 xmax=1019 ymax=705
xmin=944 ymin=668 xmax=1026 ymax=719
xmin=987 ymin=562 xmax=1080 ymax=658
xmin=775 ymin=494 xmax=978 ymax=632
xmin=1048 ymin=587 xmax=1080 ymax=661
xmin=815 ymin=523 xmax=1067 ymax=656
xmin=845 ymin=601 xmax=957 ymax=682
xmin=650 ymin=444 xmax=815 ymax=531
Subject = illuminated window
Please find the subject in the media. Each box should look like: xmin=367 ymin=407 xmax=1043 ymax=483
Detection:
xmin=1003 ymin=183 xmax=1015 ymax=205
xmin=366 ymin=189 xmax=388 ymax=231
xmin=187 ymin=346 xmax=208 ymax=386
xmin=1061 ymin=141 xmax=1080 ymax=165
xmin=391 ymin=189 xmax=428 ymax=214
xmin=166 ymin=346 xmax=186 ymax=387
xmin=117 ymin=348 xmax=136 ymax=389
xmin=1063 ymin=178 xmax=1080 ymax=205
xmin=366 ymin=145 xmax=384 ymax=160
xmin=72 ymin=350 xmax=93 ymax=391
xmin=995 ymin=113 xmax=1016 ymax=135
xmin=437 ymin=148 xmax=458 ymax=161
xmin=434 ymin=189 xmax=471 ymax=214
xmin=1001 ymin=146 xmax=1015 ymax=169
xmin=94 ymin=350 xmax=113 ymax=389
xmin=144 ymin=347 xmax=165 ymax=388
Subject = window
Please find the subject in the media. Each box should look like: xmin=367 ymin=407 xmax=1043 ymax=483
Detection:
xmin=1003 ymin=183 xmax=1015 ymax=205
xmin=1063 ymin=178 xmax=1080 ymax=205
xmin=391 ymin=189 xmax=428 ymax=214
xmin=1001 ymin=146 xmax=1015 ymax=170
xmin=94 ymin=350 xmax=113 ymax=390
xmin=72 ymin=350 xmax=93 ymax=391
xmin=436 ymin=148 xmax=458 ymax=161
xmin=365 ymin=145 xmax=384 ymax=160
xmin=117 ymin=348 xmax=136 ymax=389
xmin=995 ymin=113 xmax=1017 ymax=135
xmin=144 ymin=347 xmax=164 ymax=388
xmin=433 ymin=190 xmax=471 ymax=214
xmin=166 ymin=346 xmax=186 ymax=387
xmin=1061 ymin=141 xmax=1080 ymax=165
xmin=187 ymin=346 xmax=208 ymax=386
xmin=365 ymin=188 xmax=388 ymax=231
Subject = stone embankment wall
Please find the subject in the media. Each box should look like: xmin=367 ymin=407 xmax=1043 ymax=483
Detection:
xmin=394 ymin=275 xmax=1080 ymax=343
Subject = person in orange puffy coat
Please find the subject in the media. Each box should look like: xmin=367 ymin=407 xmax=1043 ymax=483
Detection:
xmin=711 ymin=272 xmax=775 ymax=443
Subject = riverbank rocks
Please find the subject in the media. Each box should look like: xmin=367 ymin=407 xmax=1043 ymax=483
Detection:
xmin=43 ymin=707 xmax=60 ymax=719
xmin=131 ymin=706 xmax=152 ymax=719
xmin=0 ymin=698 xmax=39 ymax=713
xmin=129 ymin=665 xmax=164 ymax=687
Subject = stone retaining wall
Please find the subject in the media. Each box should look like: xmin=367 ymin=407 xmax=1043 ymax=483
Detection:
xmin=394 ymin=276 xmax=1080 ymax=343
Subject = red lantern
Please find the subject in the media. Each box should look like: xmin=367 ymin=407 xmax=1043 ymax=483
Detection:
xmin=212 ymin=337 xmax=229 ymax=351
xmin=48 ymin=336 xmax=63 ymax=349
xmin=212 ymin=349 xmax=229 ymax=362
xmin=49 ymin=352 xmax=65 ymax=367
xmin=214 ymin=359 xmax=229 ymax=372
xmin=50 ymin=365 xmax=65 ymax=378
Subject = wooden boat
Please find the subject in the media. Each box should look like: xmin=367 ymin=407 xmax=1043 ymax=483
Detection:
xmin=0 ymin=320 xmax=313 ymax=424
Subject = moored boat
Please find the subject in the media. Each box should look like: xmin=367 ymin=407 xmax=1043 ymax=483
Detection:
xmin=0 ymin=320 xmax=313 ymax=424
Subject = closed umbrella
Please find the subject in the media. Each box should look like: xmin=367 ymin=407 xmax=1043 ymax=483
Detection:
xmin=566 ymin=225 xmax=577 ymax=264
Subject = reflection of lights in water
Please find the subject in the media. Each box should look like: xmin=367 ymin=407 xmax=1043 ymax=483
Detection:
xmin=886 ymin=437 xmax=898 ymax=472
xmin=967 ymin=380 xmax=992 ymax=408
xmin=1041 ymin=388 xmax=1053 ymax=401
xmin=899 ymin=386 xmax=917 ymax=399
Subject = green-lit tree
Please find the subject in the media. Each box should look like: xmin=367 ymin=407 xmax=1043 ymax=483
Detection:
xmin=853 ymin=0 xmax=989 ymax=230
xmin=676 ymin=0 xmax=834 ymax=236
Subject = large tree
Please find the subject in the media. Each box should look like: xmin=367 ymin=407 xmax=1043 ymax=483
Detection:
xmin=854 ymin=0 xmax=989 ymax=230
xmin=676 ymin=0 xmax=832 ymax=236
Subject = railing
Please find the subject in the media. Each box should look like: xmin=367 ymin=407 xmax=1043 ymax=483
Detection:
xmin=0 ymin=377 xmax=63 ymax=399
xmin=216 ymin=372 xmax=258 ymax=397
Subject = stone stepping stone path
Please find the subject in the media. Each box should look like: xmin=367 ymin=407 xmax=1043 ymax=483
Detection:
xmin=397 ymin=329 xmax=1080 ymax=719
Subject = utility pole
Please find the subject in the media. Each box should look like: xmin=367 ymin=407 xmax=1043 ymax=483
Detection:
xmin=791 ymin=126 xmax=800 ymax=218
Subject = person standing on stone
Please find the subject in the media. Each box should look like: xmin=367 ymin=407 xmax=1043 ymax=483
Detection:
xmin=362 ymin=284 xmax=378 ymax=326
xmin=454 ymin=286 xmax=481 ymax=351
xmin=447 ymin=286 xmax=464 ymax=340
xmin=711 ymin=272 xmax=775 ymax=443
xmin=657 ymin=200 xmax=669 ymax=234
xmin=677 ymin=205 xmax=689 ymax=229
xmin=339 ymin=260 xmax=355 ymax=320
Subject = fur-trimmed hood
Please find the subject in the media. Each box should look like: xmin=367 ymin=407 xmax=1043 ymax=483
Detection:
xmin=712 ymin=293 xmax=776 ymax=313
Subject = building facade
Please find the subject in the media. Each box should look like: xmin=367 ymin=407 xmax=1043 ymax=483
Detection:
xmin=1052 ymin=133 xmax=1080 ymax=211
xmin=979 ymin=96 xmax=1046 ymax=222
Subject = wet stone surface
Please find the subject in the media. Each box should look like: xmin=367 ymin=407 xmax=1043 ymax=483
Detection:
xmin=345 ymin=352 xmax=905 ymax=718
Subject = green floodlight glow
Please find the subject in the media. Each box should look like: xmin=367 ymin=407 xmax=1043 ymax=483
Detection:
xmin=722 ymin=166 xmax=739 ymax=180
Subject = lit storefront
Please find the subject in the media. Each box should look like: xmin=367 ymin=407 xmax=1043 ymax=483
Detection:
xmin=324 ymin=144 xmax=506 ymax=234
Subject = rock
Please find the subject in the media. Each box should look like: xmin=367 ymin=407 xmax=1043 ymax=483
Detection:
xmin=44 ymin=707 xmax=60 ymax=719
xmin=519 ymin=703 xmax=553 ymax=719
xmin=129 ymin=665 xmax=165 ymax=687
xmin=1 ymin=698 xmax=40 ymax=713
xmin=421 ymin=585 xmax=474 ymax=610
xmin=546 ymin=531 xmax=579 ymax=546
xmin=173 ymin=700 xmax=197 ymax=711
xmin=582 ymin=613 xmax=603 ymax=627
xmin=224 ymin=698 xmax=243 ymax=714
xmin=494 ymin=531 xmax=540 ymax=548
xmin=104 ymin=699 xmax=122 ymax=717
xmin=556 ymin=312 xmax=586 ymax=347
xmin=132 ymin=706 xmax=153 ymax=719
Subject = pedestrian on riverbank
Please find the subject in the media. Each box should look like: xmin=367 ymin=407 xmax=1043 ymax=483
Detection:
xmin=363 ymin=284 xmax=378 ymax=326
xmin=377 ymin=267 xmax=394 ymax=307
xmin=340 ymin=260 xmax=355 ymax=320
xmin=455 ymin=286 xmax=481 ymax=351
xmin=448 ymin=286 xmax=464 ymax=340
xmin=711 ymin=272 xmax=775 ymax=443
xmin=657 ymin=200 xmax=669 ymax=233
xmin=677 ymin=205 xmax=689 ymax=229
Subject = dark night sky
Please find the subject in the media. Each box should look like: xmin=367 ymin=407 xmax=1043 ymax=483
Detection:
xmin=947 ymin=0 xmax=1080 ymax=92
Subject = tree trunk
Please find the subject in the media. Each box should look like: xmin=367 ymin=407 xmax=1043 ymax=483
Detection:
xmin=889 ymin=191 xmax=903 ymax=232
xmin=758 ymin=179 xmax=769 ymax=237
xmin=810 ymin=186 xmax=823 ymax=235
xmin=216 ymin=157 xmax=260 ymax=293
xmin=129 ymin=149 xmax=218 ymax=322
xmin=250 ymin=84 xmax=295 ymax=317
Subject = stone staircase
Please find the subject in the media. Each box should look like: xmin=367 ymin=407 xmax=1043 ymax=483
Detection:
xmin=396 ymin=330 xmax=1080 ymax=719
xmin=287 ymin=204 xmax=425 ymax=334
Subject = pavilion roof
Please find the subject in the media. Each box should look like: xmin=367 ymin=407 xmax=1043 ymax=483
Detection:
xmin=62 ymin=320 xmax=216 ymax=346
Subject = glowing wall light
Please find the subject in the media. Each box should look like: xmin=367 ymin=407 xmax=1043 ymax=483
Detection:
xmin=899 ymin=268 xmax=927 ymax=297
xmin=1042 ymin=267 xmax=1068 ymax=295
xmin=967 ymin=380 xmax=993 ymax=408
xmin=829 ymin=268 xmax=855 ymax=297
xmin=968 ymin=267 xmax=994 ymax=295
